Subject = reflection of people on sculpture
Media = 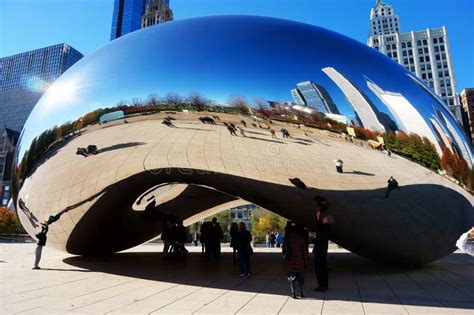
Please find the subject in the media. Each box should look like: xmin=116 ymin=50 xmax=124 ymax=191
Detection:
xmin=162 ymin=117 xmax=177 ymax=127
xmin=289 ymin=178 xmax=307 ymax=190
xmin=18 ymin=198 xmax=39 ymax=227
xmin=76 ymin=145 xmax=98 ymax=157
xmin=456 ymin=228 xmax=474 ymax=256
xmin=270 ymin=128 xmax=277 ymax=139
xmin=237 ymin=126 xmax=246 ymax=137
xmin=385 ymin=176 xmax=400 ymax=198
xmin=199 ymin=116 xmax=216 ymax=124
xmin=32 ymin=211 xmax=67 ymax=270
xmin=240 ymin=119 xmax=247 ymax=127
xmin=334 ymin=159 xmax=343 ymax=173
xmin=313 ymin=199 xmax=333 ymax=292
xmin=280 ymin=128 xmax=292 ymax=139
xmin=208 ymin=217 xmax=224 ymax=261
xmin=283 ymin=223 xmax=308 ymax=299
xmin=224 ymin=123 xmax=238 ymax=136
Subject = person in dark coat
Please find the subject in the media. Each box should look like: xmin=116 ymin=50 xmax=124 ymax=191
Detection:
xmin=33 ymin=211 xmax=67 ymax=269
xmin=200 ymin=221 xmax=211 ymax=256
xmin=229 ymin=222 xmax=239 ymax=266
xmin=236 ymin=222 xmax=252 ymax=277
xmin=385 ymin=176 xmax=400 ymax=198
xmin=208 ymin=217 xmax=223 ymax=260
xmin=313 ymin=201 xmax=333 ymax=292
xmin=161 ymin=220 xmax=173 ymax=256
xmin=283 ymin=224 xmax=308 ymax=298
xmin=173 ymin=220 xmax=187 ymax=255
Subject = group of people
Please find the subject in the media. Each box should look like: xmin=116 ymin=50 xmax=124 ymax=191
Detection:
xmin=161 ymin=219 xmax=188 ymax=257
xmin=199 ymin=218 xmax=224 ymax=260
xmin=265 ymin=232 xmax=283 ymax=248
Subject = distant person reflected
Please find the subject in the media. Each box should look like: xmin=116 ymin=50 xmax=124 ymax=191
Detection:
xmin=230 ymin=222 xmax=239 ymax=266
xmin=162 ymin=117 xmax=177 ymax=127
xmin=456 ymin=228 xmax=474 ymax=256
xmin=313 ymin=200 xmax=333 ymax=292
xmin=270 ymin=129 xmax=277 ymax=139
xmin=236 ymin=222 xmax=253 ymax=277
xmin=208 ymin=217 xmax=224 ymax=260
xmin=240 ymin=119 xmax=247 ymax=127
xmin=334 ymin=159 xmax=344 ymax=173
xmin=192 ymin=232 xmax=199 ymax=246
xmin=283 ymin=223 xmax=308 ymax=299
xmin=237 ymin=126 xmax=246 ymax=137
xmin=385 ymin=176 xmax=400 ymax=198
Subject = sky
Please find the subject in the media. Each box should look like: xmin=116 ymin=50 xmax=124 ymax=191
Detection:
xmin=0 ymin=0 xmax=473 ymax=91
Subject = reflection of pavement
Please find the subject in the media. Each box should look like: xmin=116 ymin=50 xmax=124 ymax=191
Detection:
xmin=18 ymin=112 xmax=473 ymax=257
xmin=1 ymin=243 xmax=473 ymax=314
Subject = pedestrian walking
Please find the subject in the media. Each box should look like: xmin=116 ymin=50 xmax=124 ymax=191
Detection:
xmin=270 ymin=129 xmax=277 ymax=139
xmin=283 ymin=224 xmax=308 ymax=299
xmin=385 ymin=176 xmax=400 ymax=198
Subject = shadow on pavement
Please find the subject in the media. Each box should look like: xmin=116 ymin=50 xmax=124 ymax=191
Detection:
xmin=63 ymin=251 xmax=474 ymax=309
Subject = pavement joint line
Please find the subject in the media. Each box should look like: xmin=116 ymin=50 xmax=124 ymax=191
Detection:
xmin=426 ymin=267 xmax=474 ymax=299
xmin=354 ymin=271 xmax=367 ymax=315
xmin=379 ymin=272 xmax=410 ymax=315
xmin=277 ymin=295 xmax=290 ymax=315
xmin=71 ymin=278 xmax=138 ymax=299
xmin=234 ymin=267 xmax=286 ymax=314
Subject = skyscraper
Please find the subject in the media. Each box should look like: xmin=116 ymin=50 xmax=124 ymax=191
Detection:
xmin=0 ymin=43 xmax=83 ymax=205
xmin=367 ymin=0 xmax=461 ymax=122
xmin=290 ymin=88 xmax=305 ymax=105
xmin=141 ymin=0 xmax=173 ymax=28
xmin=322 ymin=67 xmax=385 ymax=133
xmin=111 ymin=0 xmax=150 ymax=40
xmin=292 ymin=81 xmax=340 ymax=114
xmin=366 ymin=79 xmax=442 ymax=155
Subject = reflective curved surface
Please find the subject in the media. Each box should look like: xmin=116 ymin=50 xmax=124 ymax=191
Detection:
xmin=13 ymin=15 xmax=473 ymax=265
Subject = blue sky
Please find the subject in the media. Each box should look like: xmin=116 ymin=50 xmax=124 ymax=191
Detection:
xmin=0 ymin=0 xmax=473 ymax=91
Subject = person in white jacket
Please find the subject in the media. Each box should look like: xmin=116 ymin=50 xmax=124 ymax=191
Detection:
xmin=456 ymin=228 xmax=474 ymax=256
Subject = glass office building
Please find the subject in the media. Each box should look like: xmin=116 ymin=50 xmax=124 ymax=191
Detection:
xmin=111 ymin=0 xmax=151 ymax=40
xmin=0 ymin=43 xmax=83 ymax=205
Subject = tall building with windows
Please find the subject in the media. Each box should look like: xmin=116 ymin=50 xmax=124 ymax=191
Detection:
xmin=111 ymin=0 xmax=150 ymax=40
xmin=367 ymin=1 xmax=461 ymax=122
xmin=0 ymin=43 xmax=83 ymax=205
xmin=294 ymin=81 xmax=339 ymax=114
xmin=141 ymin=0 xmax=173 ymax=28
xmin=460 ymin=88 xmax=474 ymax=145
xmin=290 ymin=88 xmax=305 ymax=105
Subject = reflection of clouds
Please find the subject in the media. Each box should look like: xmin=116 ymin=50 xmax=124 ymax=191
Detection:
xmin=38 ymin=79 xmax=78 ymax=116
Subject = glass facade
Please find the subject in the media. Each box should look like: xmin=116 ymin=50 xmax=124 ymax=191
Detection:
xmin=111 ymin=0 xmax=151 ymax=40
xmin=0 ymin=43 xmax=83 ymax=205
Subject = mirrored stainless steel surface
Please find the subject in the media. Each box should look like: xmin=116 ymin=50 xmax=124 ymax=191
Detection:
xmin=13 ymin=15 xmax=473 ymax=265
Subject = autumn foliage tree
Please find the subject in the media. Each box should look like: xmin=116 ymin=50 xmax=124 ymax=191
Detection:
xmin=0 ymin=207 xmax=25 ymax=234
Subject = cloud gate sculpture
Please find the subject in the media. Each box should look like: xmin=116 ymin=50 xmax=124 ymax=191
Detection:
xmin=12 ymin=16 xmax=473 ymax=266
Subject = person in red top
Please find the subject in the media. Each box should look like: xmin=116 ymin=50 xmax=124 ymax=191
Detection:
xmin=283 ymin=223 xmax=309 ymax=299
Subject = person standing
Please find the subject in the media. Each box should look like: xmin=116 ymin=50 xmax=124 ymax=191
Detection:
xmin=456 ymin=228 xmax=474 ymax=256
xmin=33 ymin=222 xmax=48 ymax=269
xmin=236 ymin=222 xmax=253 ymax=277
xmin=161 ymin=220 xmax=173 ymax=257
xmin=334 ymin=159 xmax=343 ymax=173
xmin=283 ymin=224 xmax=308 ymax=299
xmin=313 ymin=201 xmax=333 ymax=292
xmin=208 ymin=217 xmax=223 ymax=260
xmin=230 ymin=222 xmax=239 ymax=266
xmin=276 ymin=232 xmax=283 ymax=248
xmin=385 ymin=176 xmax=400 ymax=198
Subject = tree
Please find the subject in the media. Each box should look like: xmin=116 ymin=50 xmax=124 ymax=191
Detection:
xmin=205 ymin=210 xmax=232 ymax=234
xmin=187 ymin=92 xmax=208 ymax=111
xmin=147 ymin=94 xmax=160 ymax=107
xmin=0 ymin=207 xmax=25 ymax=234
xmin=165 ymin=92 xmax=183 ymax=108
xmin=132 ymin=98 xmax=143 ymax=107
xmin=229 ymin=95 xmax=249 ymax=115
xmin=251 ymin=210 xmax=287 ymax=244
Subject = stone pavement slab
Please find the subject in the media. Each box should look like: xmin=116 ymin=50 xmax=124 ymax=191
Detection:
xmin=1 ymin=242 xmax=473 ymax=314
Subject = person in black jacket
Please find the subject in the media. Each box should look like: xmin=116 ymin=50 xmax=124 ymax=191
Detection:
xmin=33 ymin=211 xmax=67 ymax=270
xmin=173 ymin=220 xmax=187 ymax=255
xmin=236 ymin=222 xmax=252 ymax=277
xmin=208 ymin=217 xmax=224 ymax=260
xmin=313 ymin=200 xmax=333 ymax=292
xmin=229 ymin=222 xmax=239 ymax=266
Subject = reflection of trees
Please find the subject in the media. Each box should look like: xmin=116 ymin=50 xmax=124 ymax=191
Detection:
xmin=165 ymin=92 xmax=183 ymax=108
xmin=229 ymin=95 xmax=249 ymax=115
xmin=440 ymin=146 xmax=473 ymax=189
xmin=187 ymin=92 xmax=209 ymax=111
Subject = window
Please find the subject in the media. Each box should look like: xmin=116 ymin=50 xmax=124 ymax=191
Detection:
xmin=409 ymin=57 xmax=414 ymax=63
xmin=393 ymin=52 xmax=397 ymax=57
xmin=423 ymin=39 xmax=427 ymax=45
xmin=402 ymin=43 xmax=406 ymax=49
xmin=422 ymin=73 xmax=427 ymax=79
xmin=417 ymin=40 xmax=421 ymax=46
xmin=437 ymin=63 xmax=442 ymax=69
xmin=404 ymin=58 xmax=408 ymax=65
xmin=438 ymin=71 xmax=443 ymax=77
xmin=428 ymin=72 xmax=432 ymax=79
xmin=419 ymin=56 xmax=424 ymax=62
xmin=4 ymin=186 xmax=9 ymax=191
xmin=386 ymin=45 xmax=391 ymax=50
xmin=425 ymin=56 xmax=430 ymax=62
xmin=439 ymin=37 xmax=444 ymax=43
xmin=418 ymin=48 xmax=423 ymax=54
xmin=392 ymin=44 xmax=396 ymax=49
xmin=449 ymin=99 xmax=453 ymax=105
xmin=429 ymin=81 xmax=434 ymax=88
xmin=442 ymin=53 xmax=446 ymax=60
xmin=444 ymin=70 xmax=449 ymax=76
xmin=440 ymin=80 xmax=445 ymax=86
xmin=403 ymin=51 xmax=407 ymax=56
xmin=421 ymin=65 xmax=426 ymax=71
xmin=434 ymin=46 xmax=439 ymax=52
xmin=407 ymin=42 xmax=412 ymax=48
xmin=388 ymin=52 xmax=392 ymax=58
xmin=436 ymin=54 xmax=440 ymax=61
xmin=374 ymin=46 xmax=379 ymax=51
xmin=411 ymin=66 xmax=415 ymax=72
xmin=408 ymin=50 xmax=413 ymax=56
xmin=2 ymin=199 xmax=8 ymax=206
xmin=433 ymin=38 xmax=438 ymax=44
xmin=440 ymin=45 xmax=445 ymax=51
xmin=424 ymin=47 xmax=428 ymax=53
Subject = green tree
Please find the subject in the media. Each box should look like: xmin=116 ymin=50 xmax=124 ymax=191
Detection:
xmin=251 ymin=210 xmax=286 ymax=244
xmin=205 ymin=210 xmax=232 ymax=234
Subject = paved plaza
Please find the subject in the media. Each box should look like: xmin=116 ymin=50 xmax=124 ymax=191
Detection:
xmin=1 ymin=242 xmax=473 ymax=314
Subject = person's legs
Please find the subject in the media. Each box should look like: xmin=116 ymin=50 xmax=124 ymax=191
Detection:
xmin=233 ymin=248 xmax=237 ymax=265
xmin=296 ymin=272 xmax=305 ymax=297
xmin=163 ymin=240 xmax=170 ymax=254
xmin=321 ymin=250 xmax=328 ymax=288
xmin=239 ymin=251 xmax=246 ymax=276
xmin=314 ymin=252 xmax=324 ymax=289
xmin=245 ymin=253 xmax=251 ymax=275
xmin=287 ymin=272 xmax=297 ymax=298
xmin=34 ymin=245 xmax=43 ymax=269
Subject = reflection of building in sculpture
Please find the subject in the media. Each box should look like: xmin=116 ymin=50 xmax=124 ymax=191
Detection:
xmin=435 ymin=109 xmax=473 ymax=167
xmin=322 ymin=67 xmax=385 ymax=133
xmin=460 ymin=88 xmax=474 ymax=145
xmin=367 ymin=0 xmax=461 ymax=122
xmin=111 ymin=0 xmax=150 ymax=40
xmin=141 ymin=0 xmax=173 ymax=28
xmin=293 ymin=81 xmax=340 ymax=114
xmin=0 ymin=128 xmax=19 ymax=206
xmin=366 ymin=79 xmax=442 ymax=155
xmin=290 ymin=89 xmax=305 ymax=105
xmin=430 ymin=118 xmax=454 ymax=153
